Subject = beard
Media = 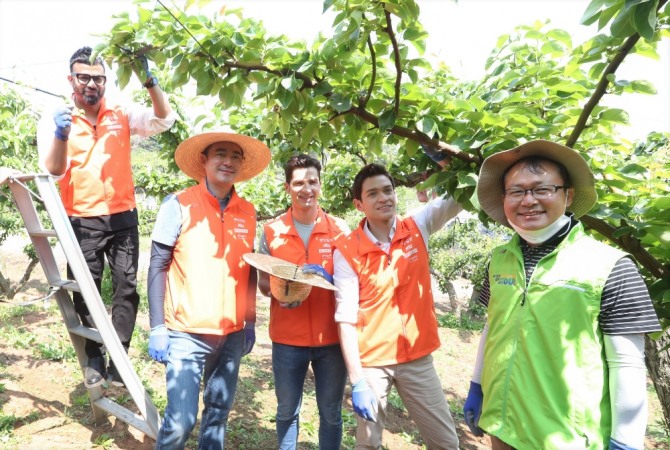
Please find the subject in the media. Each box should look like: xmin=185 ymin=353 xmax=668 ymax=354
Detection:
xmin=82 ymin=91 xmax=101 ymax=105
xmin=73 ymin=84 xmax=104 ymax=106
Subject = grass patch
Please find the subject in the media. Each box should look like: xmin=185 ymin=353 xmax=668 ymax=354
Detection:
xmin=92 ymin=433 xmax=114 ymax=448
xmin=33 ymin=340 xmax=76 ymax=361
xmin=437 ymin=312 xmax=485 ymax=331
xmin=0 ymin=320 xmax=35 ymax=350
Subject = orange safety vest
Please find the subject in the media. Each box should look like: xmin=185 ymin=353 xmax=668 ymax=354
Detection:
xmin=264 ymin=207 xmax=347 ymax=346
xmin=164 ymin=182 xmax=256 ymax=335
xmin=59 ymin=98 xmax=135 ymax=217
xmin=336 ymin=216 xmax=440 ymax=366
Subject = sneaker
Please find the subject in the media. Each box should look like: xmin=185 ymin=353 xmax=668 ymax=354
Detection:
xmin=84 ymin=356 xmax=107 ymax=388
xmin=107 ymin=361 xmax=125 ymax=388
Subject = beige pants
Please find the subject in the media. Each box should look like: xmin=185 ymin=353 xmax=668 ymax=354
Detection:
xmin=354 ymin=355 xmax=459 ymax=450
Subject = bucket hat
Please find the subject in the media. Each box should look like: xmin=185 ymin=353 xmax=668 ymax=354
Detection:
xmin=175 ymin=132 xmax=271 ymax=182
xmin=243 ymin=253 xmax=338 ymax=304
xmin=477 ymin=140 xmax=597 ymax=227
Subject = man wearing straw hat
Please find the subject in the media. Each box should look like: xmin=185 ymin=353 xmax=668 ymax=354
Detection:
xmin=463 ymin=140 xmax=660 ymax=450
xmin=333 ymin=163 xmax=462 ymax=449
xmin=255 ymin=154 xmax=349 ymax=450
xmin=146 ymin=131 xmax=270 ymax=449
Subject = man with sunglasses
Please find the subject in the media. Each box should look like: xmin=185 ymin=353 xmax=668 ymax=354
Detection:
xmin=37 ymin=46 xmax=176 ymax=389
xmin=463 ymin=140 xmax=661 ymax=450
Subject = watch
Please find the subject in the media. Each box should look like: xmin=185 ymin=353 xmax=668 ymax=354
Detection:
xmin=143 ymin=75 xmax=159 ymax=89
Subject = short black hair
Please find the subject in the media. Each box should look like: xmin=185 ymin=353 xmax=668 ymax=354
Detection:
xmin=69 ymin=46 xmax=104 ymax=72
xmin=502 ymin=156 xmax=571 ymax=190
xmin=352 ymin=163 xmax=395 ymax=201
xmin=283 ymin=154 xmax=321 ymax=183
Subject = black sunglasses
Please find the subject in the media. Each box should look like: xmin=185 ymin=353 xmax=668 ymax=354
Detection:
xmin=71 ymin=73 xmax=107 ymax=86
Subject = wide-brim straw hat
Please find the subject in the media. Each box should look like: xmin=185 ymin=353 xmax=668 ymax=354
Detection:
xmin=243 ymin=253 xmax=338 ymax=304
xmin=175 ymin=132 xmax=271 ymax=182
xmin=477 ymin=140 xmax=597 ymax=228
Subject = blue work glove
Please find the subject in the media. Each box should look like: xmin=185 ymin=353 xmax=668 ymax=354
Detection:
xmin=242 ymin=322 xmax=256 ymax=356
xmin=420 ymin=143 xmax=448 ymax=163
xmin=280 ymin=300 xmax=302 ymax=309
xmin=352 ymin=379 xmax=378 ymax=422
xmin=463 ymin=381 xmax=485 ymax=436
xmin=302 ymin=264 xmax=333 ymax=284
xmin=53 ymin=105 xmax=73 ymax=141
xmin=148 ymin=324 xmax=170 ymax=363
xmin=136 ymin=54 xmax=152 ymax=79
xmin=609 ymin=438 xmax=638 ymax=450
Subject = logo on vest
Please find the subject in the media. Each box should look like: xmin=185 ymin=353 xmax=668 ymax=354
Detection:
xmin=493 ymin=273 xmax=516 ymax=286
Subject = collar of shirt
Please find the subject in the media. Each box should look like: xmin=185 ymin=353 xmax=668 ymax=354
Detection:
xmin=205 ymin=179 xmax=232 ymax=211
xmin=363 ymin=217 xmax=397 ymax=253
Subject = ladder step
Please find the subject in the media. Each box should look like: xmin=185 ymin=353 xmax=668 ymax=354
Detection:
xmin=53 ymin=279 xmax=80 ymax=292
xmin=92 ymin=397 xmax=155 ymax=438
xmin=68 ymin=324 xmax=102 ymax=343
xmin=28 ymin=229 xmax=57 ymax=238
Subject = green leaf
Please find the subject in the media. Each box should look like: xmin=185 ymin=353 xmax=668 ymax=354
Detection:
xmin=629 ymin=80 xmax=657 ymax=94
xmin=218 ymin=86 xmax=235 ymax=109
xmin=196 ymin=73 xmax=214 ymax=96
xmin=457 ymin=172 xmax=478 ymax=188
xmin=116 ymin=65 xmax=131 ymax=90
xmin=650 ymin=197 xmax=670 ymax=210
xmin=546 ymin=29 xmax=573 ymax=47
xmin=581 ymin=0 xmax=610 ymax=26
xmin=379 ymin=109 xmax=396 ymax=132
xmin=329 ymin=94 xmax=351 ymax=113
xmin=598 ymin=108 xmax=629 ymax=123
xmin=260 ymin=116 xmax=277 ymax=136
xmin=300 ymin=120 xmax=319 ymax=150
xmin=367 ymin=133 xmax=383 ymax=155
xmin=318 ymin=124 xmax=335 ymax=147
xmin=416 ymin=117 xmax=437 ymax=136
xmin=612 ymin=225 xmax=635 ymax=238
xmin=620 ymin=162 xmax=648 ymax=174
xmin=632 ymin=0 xmax=657 ymax=40
xmin=280 ymin=76 xmax=301 ymax=92
xmin=405 ymin=139 xmax=419 ymax=157
xmin=610 ymin=5 xmax=636 ymax=37
xmin=276 ymin=88 xmax=294 ymax=109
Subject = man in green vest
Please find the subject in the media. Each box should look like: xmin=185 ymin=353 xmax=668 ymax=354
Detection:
xmin=463 ymin=140 xmax=661 ymax=450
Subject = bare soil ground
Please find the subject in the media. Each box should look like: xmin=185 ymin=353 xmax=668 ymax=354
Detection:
xmin=0 ymin=236 xmax=666 ymax=449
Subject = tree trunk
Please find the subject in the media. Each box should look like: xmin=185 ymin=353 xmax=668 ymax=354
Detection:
xmin=443 ymin=280 xmax=460 ymax=317
xmin=645 ymin=330 xmax=670 ymax=431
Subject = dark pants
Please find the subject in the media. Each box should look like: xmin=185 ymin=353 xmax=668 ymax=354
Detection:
xmin=68 ymin=225 xmax=140 ymax=358
xmin=491 ymin=436 xmax=516 ymax=450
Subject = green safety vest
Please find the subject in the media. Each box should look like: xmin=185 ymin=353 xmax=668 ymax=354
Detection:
xmin=481 ymin=223 xmax=625 ymax=449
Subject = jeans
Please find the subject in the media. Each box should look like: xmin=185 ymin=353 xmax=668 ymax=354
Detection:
xmin=156 ymin=330 xmax=244 ymax=450
xmin=273 ymin=342 xmax=347 ymax=450
xmin=68 ymin=225 xmax=140 ymax=358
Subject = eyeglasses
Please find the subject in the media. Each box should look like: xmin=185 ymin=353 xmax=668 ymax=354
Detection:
xmin=503 ymin=185 xmax=568 ymax=202
xmin=71 ymin=73 xmax=107 ymax=86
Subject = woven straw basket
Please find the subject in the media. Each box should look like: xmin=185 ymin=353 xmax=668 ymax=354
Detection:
xmin=269 ymin=265 xmax=313 ymax=304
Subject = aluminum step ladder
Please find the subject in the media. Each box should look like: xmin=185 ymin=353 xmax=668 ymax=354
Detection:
xmin=0 ymin=169 xmax=161 ymax=440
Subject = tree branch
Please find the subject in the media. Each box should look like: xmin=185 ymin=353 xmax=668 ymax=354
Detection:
xmin=383 ymin=8 xmax=402 ymax=117
xmin=218 ymin=59 xmax=316 ymax=88
xmin=580 ymin=215 xmax=669 ymax=278
xmin=350 ymin=107 xmax=479 ymax=164
xmin=362 ymin=34 xmax=377 ymax=108
xmin=566 ymin=0 xmax=668 ymax=148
